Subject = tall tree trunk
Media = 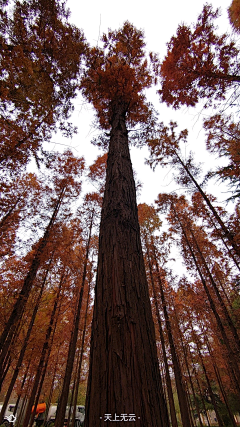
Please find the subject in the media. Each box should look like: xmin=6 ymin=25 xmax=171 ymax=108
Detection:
xmin=22 ymin=272 xmax=63 ymax=427
xmin=188 ymin=350 xmax=212 ymax=427
xmin=85 ymin=102 xmax=170 ymax=427
xmin=189 ymin=226 xmax=240 ymax=353
xmin=0 ymin=310 xmax=25 ymax=389
xmin=15 ymin=353 xmax=34 ymax=427
xmin=184 ymin=351 xmax=204 ymax=427
xmin=0 ymin=186 xmax=65 ymax=369
xmin=172 ymin=306 xmax=204 ymax=427
xmin=43 ymin=356 xmax=59 ymax=426
xmin=29 ymin=306 xmax=61 ymax=427
xmin=172 ymin=203 xmax=240 ymax=393
xmin=204 ymin=335 xmax=238 ymax=427
xmin=152 ymin=245 xmax=193 ymax=427
xmin=185 ymin=383 xmax=196 ymax=427
xmin=0 ymin=260 xmax=50 ymax=424
xmin=144 ymin=235 xmax=178 ymax=427
xmin=67 ymin=348 xmax=81 ymax=427
xmin=54 ymin=214 xmax=93 ymax=427
xmin=70 ymin=274 xmax=91 ymax=427
xmin=209 ymin=215 xmax=240 ymax=272
xmin=175 ymin=151 xmax=240 ymax=258
xmin=0 ymin=351 xmax=12 ymax=390
xmin=193 ymin=330 xmax=224 ymax=427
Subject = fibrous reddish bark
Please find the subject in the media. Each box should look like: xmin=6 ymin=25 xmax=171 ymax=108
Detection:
xmin=85 ymin=102 xmax=169 ymax=427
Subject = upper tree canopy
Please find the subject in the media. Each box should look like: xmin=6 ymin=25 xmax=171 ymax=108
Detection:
xmin=81 ymin=22 xmax=153 ymax=129
xmin=0 ymin=0 xmax=86 ymax=167
xmin=228 ymin=0 xmax=240 ymax=32
xmin=158 ymin=5 xmax=240 ymax=109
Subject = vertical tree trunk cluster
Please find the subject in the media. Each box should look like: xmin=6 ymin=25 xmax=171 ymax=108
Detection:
xmin=0 ymin=186 xmax=66 ymax=375
xmin=138 ymin=194 xmax=240 ymax=427
xmin=85 ymin=102 xmax=169 ymax=427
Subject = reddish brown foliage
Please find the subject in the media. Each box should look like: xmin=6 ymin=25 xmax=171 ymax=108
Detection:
xmin=158 ymin=5 xmax=240 ymax=109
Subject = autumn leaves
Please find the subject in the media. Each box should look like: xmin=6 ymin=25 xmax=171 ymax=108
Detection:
xmin=159 ymin=4 xmax=240 ymax=109
xmin=81 ymin=22 xmax=153 ymax=130
xmin=0 ymin=0 xmax=85 ymax=169
xmin=0 ymin=1 xmax=240 ymax=427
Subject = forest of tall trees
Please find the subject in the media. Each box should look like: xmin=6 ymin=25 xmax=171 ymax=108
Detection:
xmin=0 ymin=0 xmax=240 ymax=426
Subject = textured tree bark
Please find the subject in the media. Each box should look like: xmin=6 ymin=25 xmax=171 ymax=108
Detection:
xmin=85 ymin=102 xmax=170 ymax=427
xmin=144 ymin=236 xmax=178 ymax=427
xmin=152 ymin=249 xmax=193 ymax=427
xmin=55 ymin=214 xmax=93 ymax=427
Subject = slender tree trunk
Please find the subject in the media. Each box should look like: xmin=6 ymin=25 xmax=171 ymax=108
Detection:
xmin=210 ymin=215 xmax=240 ymax=272
xmin=188 ymin=350 xmax=212 ymax=427
xmin=54 ymin=214 xmax=93 ymax=427
xmin=67 ymin=349 xmax=81 ymax=427
xmin=43 ymin=355 xmax=60 ymax=426
xmin=70 ymin=275 xmax=91 ymax=427
xmin=0 ymin=312 xmax=26 ymax=390
xmin=152 ymin=244 xmax=193 ymax=427
xmin=215 ymin=275 xmax=233 ymax=308
xmin=184 ymin=351 xmax=204 ymax=427
xmin=185 ymin=383 xmax=196 ymax=427
xmin=0 ymin=352 xmax=12 ymax=390
xmin=173 ymin=204 xmax=240 ymax=392
xmin=85 ymin=102 xmax=170 ymax=427
xmin=22 ymin=273 xmax=63 ymax=427
xmin=189 ymin=226 xmax=240 ymax=352
xmin=29 ymin=310 xmax=60 ymax=427
xmin=15 ymin=354 xmax=34 ymax=427
xmin=204 ymin=336 xmax=238 ymax=427
xmin=0 ymin=262 xmax=49 ymax=424
xmin=0 ymin=186 xmax=65 ymax=369
xmin=144 ymin=236 xmax=178 ymax=427
xmin=194 ymin=334 xmax=224 ymax=427
xmin=175 ymin=152 xmax=240 ymax=257
xmin=16 ymin=396 xmax=29 ymax=427
xmin=172 ymin=306 xmax=204 ymax=427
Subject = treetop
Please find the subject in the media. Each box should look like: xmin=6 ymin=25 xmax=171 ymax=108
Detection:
xmin=81 ymin=21 xmax=153 ymax=129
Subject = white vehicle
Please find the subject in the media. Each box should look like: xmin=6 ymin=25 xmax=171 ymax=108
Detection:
xmin=65 ymin=406 xmax=85 ymax=427
xmin=0 ymin=403 xmax=19 ymax=425
xmin=46 ymin=405 xmax=57 ymax=422
xmin=46 ymin=405 xmax=85 ymax=427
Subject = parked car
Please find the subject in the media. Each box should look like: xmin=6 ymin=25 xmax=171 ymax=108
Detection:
xmin=46 ymin=405 xmax=85 ymax=427
xmin=0 ymin=403 xmax=19 ymax=426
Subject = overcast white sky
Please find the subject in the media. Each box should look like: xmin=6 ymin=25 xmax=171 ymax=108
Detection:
xmin=49 ymin=0 xmax=234 ymax=206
